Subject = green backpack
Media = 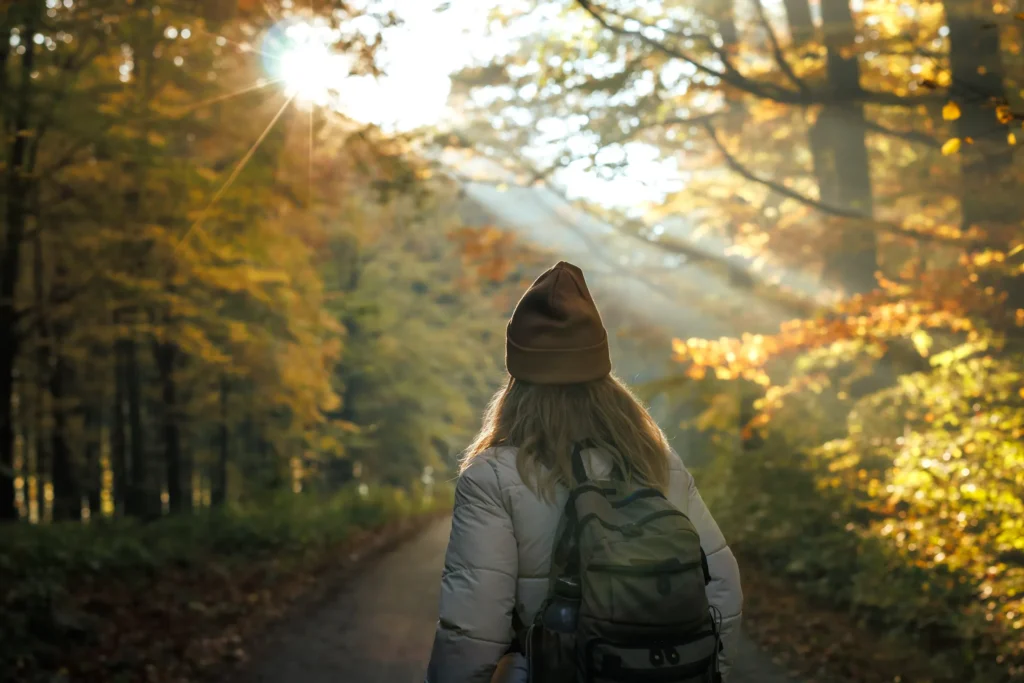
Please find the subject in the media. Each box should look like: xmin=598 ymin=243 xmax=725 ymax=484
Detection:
xmin=517 ymin=441 xmax=721 ymax=683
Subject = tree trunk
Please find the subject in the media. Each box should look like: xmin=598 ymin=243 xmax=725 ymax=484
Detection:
xmin=815 ymin=0 xmax=878 ymax=294
xmin=0 ymin=326 xmax=20 ymax=521
xmin=0 ymin=7 xmax=38 ymax=522
xmin=783 ymin=0 xmax=815 ymax=45
xmin=211 ymin=375 xmax=229 ymax=507
xmin=32 ymin=202 xmax=54 ymax=523
xmin=34 ymin=376 xmax=49 ymax=523
xmin=36 ymin=221 xmax=78 ymax=522
xmin=83 ymin=384 xmax=103 ymax=517
xmin=123 ymin=338 xmax=151 ymax=518
xmin=49 ymin=352 xmax=79 ymax=521
xmin=111 ymin=339 xmax=128 ymax=515
xmin=155 ymin=341 xmax=186 ymax=513
xmin=947 ymin=0 xmax=1010 ymax=234
xmin=720 ymin=0 xmax=743 ymax=134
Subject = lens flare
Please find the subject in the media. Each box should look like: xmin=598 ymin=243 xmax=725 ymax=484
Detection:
xmin=261 ymin=18 xmax=346 ymax=107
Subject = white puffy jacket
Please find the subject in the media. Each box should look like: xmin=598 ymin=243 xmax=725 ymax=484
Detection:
xmin=425 ymin=445 xmax=743 ymax=683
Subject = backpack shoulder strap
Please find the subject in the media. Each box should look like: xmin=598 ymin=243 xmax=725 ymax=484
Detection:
xmin=700 ymin=546 xmax=712 ymax=586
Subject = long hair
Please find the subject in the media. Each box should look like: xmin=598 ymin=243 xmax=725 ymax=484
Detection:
xmin=461 ymin=374 xmax=671 ymax=501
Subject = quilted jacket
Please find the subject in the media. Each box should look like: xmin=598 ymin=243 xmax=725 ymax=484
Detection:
xmin=425 ymin=444 xmax=743 ymax=683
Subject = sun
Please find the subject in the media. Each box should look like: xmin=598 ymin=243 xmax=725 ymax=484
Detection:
xmin=262 ymin=18 xmax=346 ymax=107
xmin=279 ymin=39 xmax=333 ymax=104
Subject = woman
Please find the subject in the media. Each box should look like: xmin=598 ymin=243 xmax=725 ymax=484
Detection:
xmin=425 ymin=261 xmax=743 ymax=683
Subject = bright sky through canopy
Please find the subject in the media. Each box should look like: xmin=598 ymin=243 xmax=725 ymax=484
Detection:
xmin=263 ymin=0 xmax=681 ymax=209
xmin=265 ymin=0 xmax=504 ymax=128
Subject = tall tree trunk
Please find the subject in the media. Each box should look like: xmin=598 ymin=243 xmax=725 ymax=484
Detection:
xmin=111 ymin=339 xmax=128 ymax=515
xmin=33 ymin=373 xmax=49 ymax=523
xmin=211 ymin=375 xmax=230 ymax=507
xmin=0 ymin=7 xmax=38 ymax=522
xmin=36 ymin=221 xmax=78 ymax=521
xmin=783 ymin=0 xmax=815 ymax=45
xmin=49 ymin=352 xmax=79 ymax=521
xmin=720 ymin=0 xmax=750 ymax=289
xmin=32 ymin=207 xmax=53 ymax=523
xmin=123 ymin=338 xmax=150 ymax=518
xmin=0 ymin=338 xmax=20 ymax=521
xmin=155 ymin=342 xmax=186 ymax=513
xmin=83 ymin=383 xmax=103 ymax=517
xmin=720 ymin=0 xmax=743 ymax=134
xmin=947 ymin=0 xmax=1010 ymax=234
xmin=815 ymin=0 xmax=878 ymax=294
xmin=945 ymin=2 xmax=1022 ymax=318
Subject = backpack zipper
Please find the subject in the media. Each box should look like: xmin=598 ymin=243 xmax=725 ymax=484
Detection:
xmin=586 ymin=558 xmax=703 ymax=575
xmin=611 ymin=488 xmax=666 ymax=507
xmin=568 ymin=484 xmax=666 ymax=509
xmin=576 ymin=508 xmax=697 ymax=539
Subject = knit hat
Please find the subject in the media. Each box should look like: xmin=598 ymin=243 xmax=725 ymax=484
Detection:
xmin=505 ymin=261 xmax=611 ymax=384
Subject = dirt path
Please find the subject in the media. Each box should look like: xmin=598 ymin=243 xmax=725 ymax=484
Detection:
xmin=231 ymin=517 xmax=803 ymax=683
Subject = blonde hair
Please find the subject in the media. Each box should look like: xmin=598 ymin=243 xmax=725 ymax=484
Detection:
xmin=461 ymin=374 xmax=671 ymax=501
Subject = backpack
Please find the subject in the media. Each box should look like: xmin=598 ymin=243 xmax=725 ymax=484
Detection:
xmin=515 ymin=441 xmax=721 ymax=683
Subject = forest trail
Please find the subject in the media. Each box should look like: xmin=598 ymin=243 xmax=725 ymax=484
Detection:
xmin=230 ymin=517 xmax=806 ymax=683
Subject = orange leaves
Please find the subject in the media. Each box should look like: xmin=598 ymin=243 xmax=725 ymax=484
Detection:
xmin=448 ymin=224 xmax=543 ymax=285
xmin=673 ymin=260 xmax=1013 ymax=436
xmin=677 ymin=273 xmax=979 ymax=378
xmin=671 ymin=335 xmax=774 ymax=387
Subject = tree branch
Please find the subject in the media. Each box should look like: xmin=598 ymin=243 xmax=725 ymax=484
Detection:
xmin=862 ymin=118 xmax=942 ymax=149
xmin=574 ymin=0 xmax=942 ymax=110
xmin=576 ymin=0 xmax=795 ymax=103
xmin=751 ymin=0 xmax=807 ymax=94
xmin=702 ymin=122 xmax=991 ymax=248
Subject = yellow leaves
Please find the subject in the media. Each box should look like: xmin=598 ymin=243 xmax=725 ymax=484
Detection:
xmin=227 ymin=321 xmax=248 ymax=344
xmin=941 ymin=138 xmax=961 ymax=156
xmin=969 ymin=249 xmax=1006 ymax=267
xmin=1010 ymin=132 xmax=1018 ymax=146
xmin=995 ymin=104 xmax=1014 ymax=124
xmin=911 ymin=329 xmax=933 ymax=357
xmin=942 ymin=101 xmax=961 ymax=121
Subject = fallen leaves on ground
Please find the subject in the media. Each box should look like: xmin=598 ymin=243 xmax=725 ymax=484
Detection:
xmin=736 ymin=552 xmax=958 ymax=683
xmin=11 ymin=513 xmax=444 ymax=683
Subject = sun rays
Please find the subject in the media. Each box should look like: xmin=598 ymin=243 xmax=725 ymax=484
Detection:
xmin=172 ymin=8 xmax=342 ymax=254
xmin=174 ymin=91 xmax=299 ymax=254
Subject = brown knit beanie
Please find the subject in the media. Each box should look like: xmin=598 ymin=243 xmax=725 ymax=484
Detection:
xmin=505 ymin=261 xmax=611 ymax=384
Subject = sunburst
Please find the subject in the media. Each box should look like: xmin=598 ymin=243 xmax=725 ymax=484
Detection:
xmin=174 ymin=12 xmax=345 ymax=252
